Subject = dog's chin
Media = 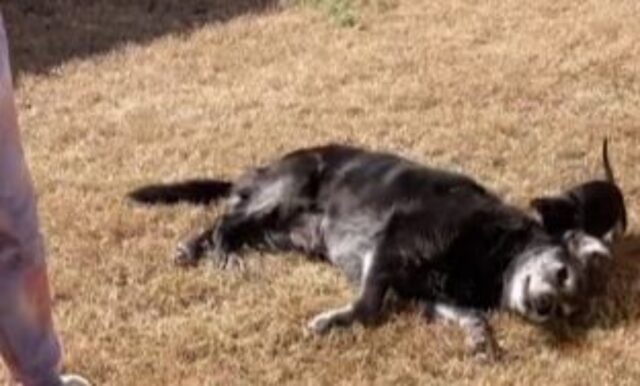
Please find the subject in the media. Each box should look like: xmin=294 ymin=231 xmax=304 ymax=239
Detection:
xmin=515 ymin=277 xmax=553 ymax=324
xmin=521 ymin=306 xmax=553 ymax=325
xmin=518 ymin=287 xmax=583 ymax=327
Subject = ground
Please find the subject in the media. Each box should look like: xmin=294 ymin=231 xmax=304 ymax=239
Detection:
xmin=2 ymin=0 xmax=640 ymax=384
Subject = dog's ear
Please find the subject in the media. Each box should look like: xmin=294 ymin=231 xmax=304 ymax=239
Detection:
xmin=530 ymin=196 xmax=577 ymax=234
xmin=530 ymin=196 xmax=573 ymax=214
xmin=564 ymin=230 xmax=612 ymax=296
xmin=564 ymin=230 xmax=611 ymax=266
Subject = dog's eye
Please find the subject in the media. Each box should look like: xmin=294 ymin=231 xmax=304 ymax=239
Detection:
xmin=555 ymin=266 xmax=569 ymax=287
xmin=589 ymin=250 xmax=611 ymax=262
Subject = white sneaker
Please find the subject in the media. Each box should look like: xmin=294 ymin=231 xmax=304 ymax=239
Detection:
xmin=60 ymin=374 xmax=92 ymax=386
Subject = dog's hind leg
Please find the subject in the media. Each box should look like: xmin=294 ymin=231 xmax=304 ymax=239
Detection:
xmin=175 ymin=205 xmax=311 ymax=269
xmin=307 ymin=251 xmax=389 ymax=333
xmin=432 ymin=303 xmax=501 ymax=361
xmin=210 ymin=212 xmax=268 ymax=269
xmin=174 ymin=212 xmax=264 ymax=268
xmin=174 ymin=152 xmax=325 ymax=268
xmin=174 ymin=225 xmax=217 ymax=266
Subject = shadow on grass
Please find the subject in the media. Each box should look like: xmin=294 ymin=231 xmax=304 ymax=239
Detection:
xmin=594 ymin=235 xmax=640 ymax=324
xmin=545 ymin=234 xmax=640 ymax=347
xmin=2 ymin=0 xmax=283 ymax=77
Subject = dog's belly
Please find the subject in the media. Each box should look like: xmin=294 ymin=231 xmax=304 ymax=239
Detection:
xmin=324 ymin=232 xmax=372 ymax=285
xmin=322 ymin=212 xmax=386 ymax=284
xmin=282 ymin=212 xmax=326 ymax=257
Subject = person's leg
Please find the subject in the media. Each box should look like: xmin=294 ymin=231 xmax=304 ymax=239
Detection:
xmin=0 ymin=13 xmax=64 ymax=385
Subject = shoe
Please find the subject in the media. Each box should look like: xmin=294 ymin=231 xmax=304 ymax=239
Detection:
xmin=60 ymin=374 xmax=92 ymax=386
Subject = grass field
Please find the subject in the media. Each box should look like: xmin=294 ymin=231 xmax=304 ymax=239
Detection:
xmin=3 ymin=0 xmax=640 ymax=384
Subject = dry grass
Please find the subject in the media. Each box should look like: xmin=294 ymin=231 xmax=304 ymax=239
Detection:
xmin=2 ymin=0 xmax=640 ymax=384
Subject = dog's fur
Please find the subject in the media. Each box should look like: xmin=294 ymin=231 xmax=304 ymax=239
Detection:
xmin=531 ymin=139 xmax=627 ymax=244
xmin=130 ymin=144 xmax=610 ymax=358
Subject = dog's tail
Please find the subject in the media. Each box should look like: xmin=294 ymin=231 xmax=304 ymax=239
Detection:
xmin=602 ymin=138 xmax=616 ymax=184
xmin=128 ymin=179 xmax=232 ymax=205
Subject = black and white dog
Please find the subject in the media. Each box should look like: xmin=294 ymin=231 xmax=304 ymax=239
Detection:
xmin=531 ymin=139 xmax=627 ymax=244
xmin=130 ymin=145 xmax=610 ymax=358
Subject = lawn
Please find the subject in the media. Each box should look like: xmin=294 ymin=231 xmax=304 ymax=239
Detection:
xmin=2 ymin=0 xmax=640 ymax=384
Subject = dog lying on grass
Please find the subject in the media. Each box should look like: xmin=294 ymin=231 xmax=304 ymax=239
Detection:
xmin=531 ymin=139 xmax=627 ymax=244
xmin=130 ymin=144 xmax=610 ymax=359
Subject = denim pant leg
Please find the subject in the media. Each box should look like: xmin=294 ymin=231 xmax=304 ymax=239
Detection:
xmin=0 ymin=13 xmax=62 ymax=386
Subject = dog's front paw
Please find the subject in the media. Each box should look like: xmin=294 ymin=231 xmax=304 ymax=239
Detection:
xmin=214 ymin=252 xmax=246 ymax=271
xmin=307 ymin=305 xmax=355 ymax=334
xmin=174 ymin=243 xmax=199 ymax=267
xmin=469 ymin=335 xmax=503 ymax=363
xmin=418 ymin=301 xmax=436 ymax=323
xmin=307 ymin=312 xmax=335 ymax=334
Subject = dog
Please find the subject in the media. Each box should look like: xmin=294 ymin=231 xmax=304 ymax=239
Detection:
xmin=130 ymin=144 xmax=610 ymax=358
xmin=530 ymin=139 xmax=627 ymax=244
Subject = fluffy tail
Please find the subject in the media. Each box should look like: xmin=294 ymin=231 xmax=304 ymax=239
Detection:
xmin=128 ymin=179 xmax=232 ymax=205
xmin=602 ymin=138 xmax=616 ymax=184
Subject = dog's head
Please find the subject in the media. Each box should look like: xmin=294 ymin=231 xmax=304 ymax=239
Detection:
xmin=503 ymin=231 xmax=611 ymax=324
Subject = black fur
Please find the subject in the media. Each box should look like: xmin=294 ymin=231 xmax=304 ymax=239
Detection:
xmin=128 ymin=179 xmax=232 ymax=205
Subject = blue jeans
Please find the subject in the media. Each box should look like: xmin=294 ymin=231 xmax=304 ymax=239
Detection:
xmin=0 ymin=13 xmax=62 ymax=386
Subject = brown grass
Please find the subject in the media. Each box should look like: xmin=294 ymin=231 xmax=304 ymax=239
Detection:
xmin=3 ymin=0 xmax=640 ymax=384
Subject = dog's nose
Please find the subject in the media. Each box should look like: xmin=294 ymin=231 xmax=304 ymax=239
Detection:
xmin=533 ymin=293 xmax=554 ymax=317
